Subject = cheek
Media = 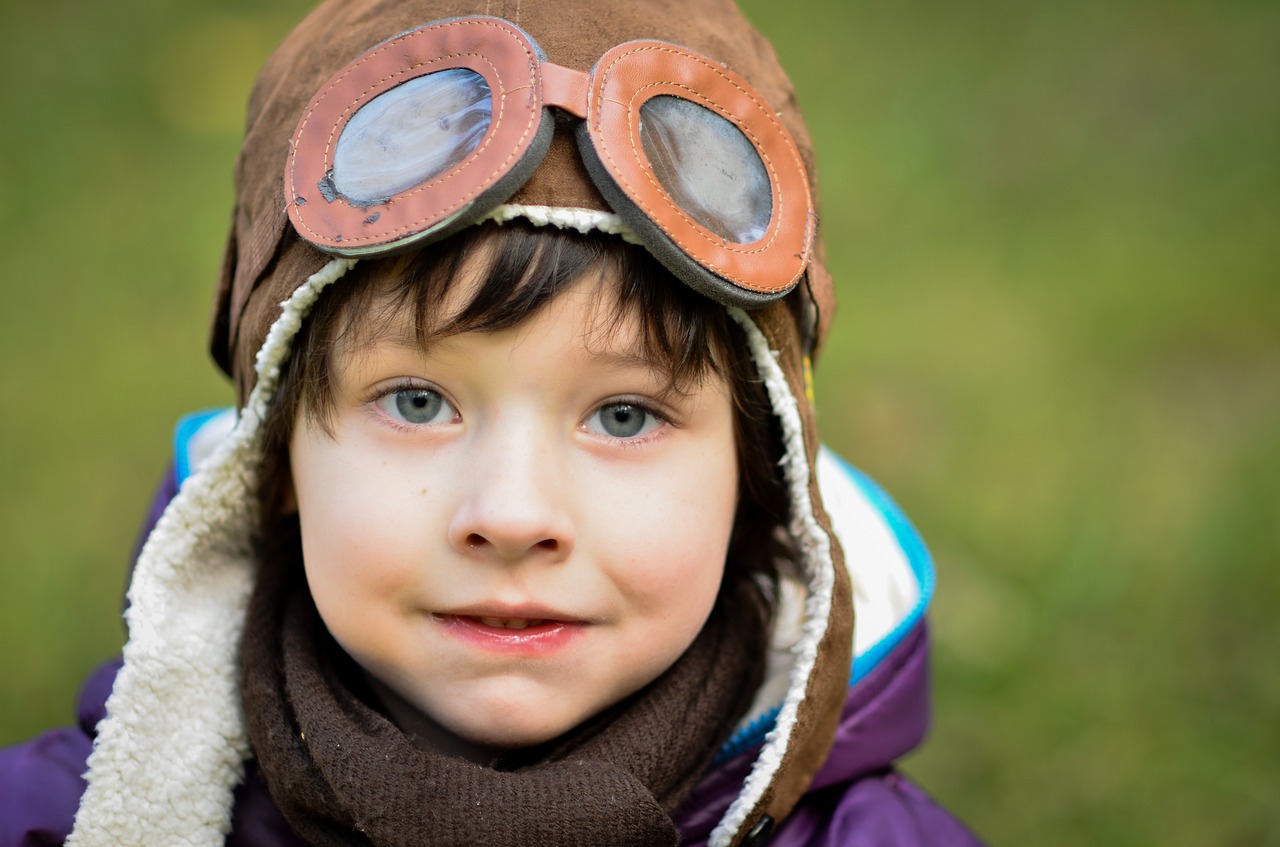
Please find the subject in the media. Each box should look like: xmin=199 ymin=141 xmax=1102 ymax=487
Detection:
xmin=290 ymin=430 xmax=428 ymax=610
xmin=597 ymin=446 xmax=738 ymax=614
xmin=291 ymin=461 xmax=435 ymax=672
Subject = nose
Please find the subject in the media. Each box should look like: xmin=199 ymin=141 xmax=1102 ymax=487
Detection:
xmin=446 ymin=429 xmax=575 ymax=562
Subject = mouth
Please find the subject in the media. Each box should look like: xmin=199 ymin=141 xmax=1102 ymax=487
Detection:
xmin=469 ymin=616 xmax=552 ymax=630
xmin=439 ymin=603 xmax=586 ymax=627
xmin=435 ymin=610 xmax=588 ymax=653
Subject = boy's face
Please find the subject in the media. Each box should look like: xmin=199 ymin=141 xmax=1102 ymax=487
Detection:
xmin=289 ymin=263 xmax=738 ymax=754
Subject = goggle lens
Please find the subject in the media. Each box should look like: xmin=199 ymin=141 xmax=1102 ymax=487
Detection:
xmin=331 ymin=69 xmax=494 ymax=206
xmin=639 ymin=95 xmax=772 ymax=245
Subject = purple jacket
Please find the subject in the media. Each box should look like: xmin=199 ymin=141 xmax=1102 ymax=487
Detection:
xmin=1 ymin=416 xmax=982 ymax=845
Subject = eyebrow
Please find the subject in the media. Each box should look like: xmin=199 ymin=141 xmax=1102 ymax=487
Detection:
xmin=584 ymin=347 xmax=664 ymax=371
xmin=359 ymin=316 xmax=657 ymax=367
xmin=345 ymin=309 xmax=689 ymax=391
xmin=580 ymin=346 xmax=695 ymax=402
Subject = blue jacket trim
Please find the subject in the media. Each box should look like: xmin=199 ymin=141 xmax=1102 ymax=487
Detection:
xmin=714 ymin=455 xmax=935 ymax=764
xmin=174 ymin=408 xmax=232 ymax=485
xmin=842 ymin=458 xmax=935 ymax=687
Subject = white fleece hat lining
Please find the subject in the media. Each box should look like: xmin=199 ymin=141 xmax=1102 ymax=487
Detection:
xmin=68 ymin=207 xmax=837 ymax=847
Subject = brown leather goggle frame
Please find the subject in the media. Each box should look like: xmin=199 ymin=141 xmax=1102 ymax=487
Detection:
xmin=286 ymin=16 xmax=815 ymax=308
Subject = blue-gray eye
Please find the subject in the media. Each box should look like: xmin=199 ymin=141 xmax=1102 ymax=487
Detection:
xmin=588 ymin=403 xmax=661 ymax=439
xmin=377 ymin=389 xmax=453 ymax=425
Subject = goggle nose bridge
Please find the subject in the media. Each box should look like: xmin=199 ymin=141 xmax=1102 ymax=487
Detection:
xmin=538 ymin=61 xmax=590 ymax=120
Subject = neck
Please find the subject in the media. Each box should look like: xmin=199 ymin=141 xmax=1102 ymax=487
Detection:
xmin=364 ymin=674 xmax=505 ymax=765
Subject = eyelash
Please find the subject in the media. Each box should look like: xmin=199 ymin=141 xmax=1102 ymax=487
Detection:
xmin=367 ymin=379 xmax=458 ymax=432
xmin=366 ymin=383 xmax=675 ymax=444
xmin=582 ymin=397 xmax=673 ymax=446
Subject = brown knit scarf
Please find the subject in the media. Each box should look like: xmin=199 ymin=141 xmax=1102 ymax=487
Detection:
xmin=241 ymin=557 xmax=766 ymax=847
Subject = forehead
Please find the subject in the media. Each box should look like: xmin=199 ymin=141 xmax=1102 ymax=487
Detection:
xmin=337 ymin=248 xmax=654 ymax=367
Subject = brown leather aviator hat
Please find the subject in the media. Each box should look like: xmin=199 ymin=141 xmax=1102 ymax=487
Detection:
xmin=68 ymin=1 xmax=853 ymax=845
xmin=212 ymin=0 xmax=838 ymax=398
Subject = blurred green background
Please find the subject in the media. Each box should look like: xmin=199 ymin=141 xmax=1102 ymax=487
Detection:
xmin=1 ymin=0 xmax=1276 ymax=843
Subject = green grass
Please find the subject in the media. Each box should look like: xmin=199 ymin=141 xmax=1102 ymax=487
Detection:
xmin=2 ymin=1 xmax=1276 ymax=844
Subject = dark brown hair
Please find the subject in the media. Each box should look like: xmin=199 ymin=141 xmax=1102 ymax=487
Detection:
xmin=258 ymin=221 xmax=792 ymax=608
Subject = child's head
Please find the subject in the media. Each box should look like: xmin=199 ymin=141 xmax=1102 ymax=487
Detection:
xmin=71 ymin=1 xmax=856 ymax=841
xmin=257 ymin=220 xmax=790 ymax=753
xmin=212 ymin=0 xmax=851 ymax=793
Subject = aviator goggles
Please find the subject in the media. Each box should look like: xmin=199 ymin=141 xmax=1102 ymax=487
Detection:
xmin=286 ymin=16 xmax=815 ymax=308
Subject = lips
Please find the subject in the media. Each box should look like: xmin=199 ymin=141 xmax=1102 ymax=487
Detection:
xmin=440 ymin=602 xmax=585 ymax=627
xmin=436 ymin=609 xmax=588 ymax=653
xmin=472 ymin=616 xmax=549 ymax=630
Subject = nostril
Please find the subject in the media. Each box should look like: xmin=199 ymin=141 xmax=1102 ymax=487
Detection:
xmin=455 ymin=531 xmax=566 ymax=556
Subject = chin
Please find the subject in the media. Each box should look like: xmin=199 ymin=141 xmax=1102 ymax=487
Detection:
xmin=445 ymin=712 xmax=570 ymax=751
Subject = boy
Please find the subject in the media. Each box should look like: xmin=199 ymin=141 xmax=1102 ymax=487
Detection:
xmin=1 ymin=0 xmax=983 ymax=844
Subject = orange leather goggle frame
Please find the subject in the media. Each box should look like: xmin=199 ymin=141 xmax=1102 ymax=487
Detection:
xmin=286 ymin=16 xmax=814 ymax=307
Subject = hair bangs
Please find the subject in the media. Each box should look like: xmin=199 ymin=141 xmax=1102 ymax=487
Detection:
xmin=330 ymin=222 xmax=729 ymax=400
